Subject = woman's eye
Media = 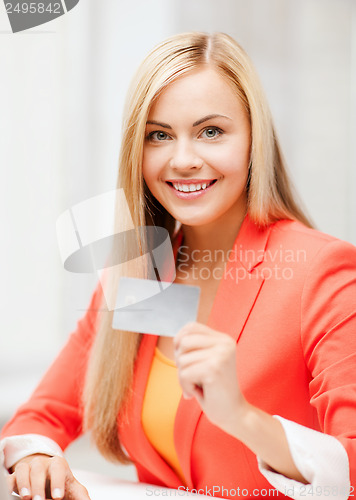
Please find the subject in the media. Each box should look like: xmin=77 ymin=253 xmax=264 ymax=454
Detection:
xmin=147 ymin=131 xmax=170 ymax=141
xmin=201 ymin=127 xmax=222 ymax=139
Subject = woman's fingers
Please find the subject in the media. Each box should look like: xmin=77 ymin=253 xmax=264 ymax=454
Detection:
xmin=28 ymin=456 xmax=48 ymax=500
xmin=174 ymin=322 xmax=232 ymax=355
xmin=13 ymin=460 xmax=32 ymax=499
xmin=48 ymin=456 xmax=67 ymax=499
xmin=9 ymin=454 xmax=91 ymax=500
xmin=176 ymin=343 xmax=228 ymax=370
xmin=173 ymin=323 xmax=247 ymax=430
xmin=6 ymin=472 xmax=17 ymax=496
xmin=178 ymin=357 xmax=211 ymax=395
xmin=174 ymin=333 xmax=218 ymax=359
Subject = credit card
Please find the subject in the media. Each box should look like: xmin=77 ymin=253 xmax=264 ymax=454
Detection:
xmin=112 ymin=277 xmax=200 ymax=337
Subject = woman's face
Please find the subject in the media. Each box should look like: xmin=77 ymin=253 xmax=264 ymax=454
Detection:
xmin=142 ymin=66 xmax=251 ymax=227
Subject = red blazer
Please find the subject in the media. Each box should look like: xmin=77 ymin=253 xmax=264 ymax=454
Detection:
xmin=2 ymin=215 xmax=356 ymax=499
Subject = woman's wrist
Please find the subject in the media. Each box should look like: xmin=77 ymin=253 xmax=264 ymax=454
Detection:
xmin=215 ymin=397 xmax=254 ymax=439
xmin=219 ymin=401 xmax=308 ymax=483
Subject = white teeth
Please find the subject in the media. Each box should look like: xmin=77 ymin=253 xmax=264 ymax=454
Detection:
xmin=171 ymin=181 xmax=214 ymax=192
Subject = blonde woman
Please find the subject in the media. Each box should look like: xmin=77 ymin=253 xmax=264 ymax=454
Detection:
xmin=2 ymin=32 xmax=356 ymax=500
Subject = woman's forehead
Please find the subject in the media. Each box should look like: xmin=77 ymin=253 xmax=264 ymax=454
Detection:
xmin=147 ymin=67 xmax=246 ymax=121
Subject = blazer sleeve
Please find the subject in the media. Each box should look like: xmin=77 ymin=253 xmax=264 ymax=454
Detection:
xmin=0 ymin=281 xmax=103 ymax=451
xmin=300 ymin=238 xmax=356 ymax=490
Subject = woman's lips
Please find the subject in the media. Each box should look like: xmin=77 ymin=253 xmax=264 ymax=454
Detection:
xmin=165 ymin=179 xmax=218 ymax=199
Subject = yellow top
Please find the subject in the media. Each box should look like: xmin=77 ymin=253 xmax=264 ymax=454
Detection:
xmin=141 ymin=347 xmax=186 ymax=485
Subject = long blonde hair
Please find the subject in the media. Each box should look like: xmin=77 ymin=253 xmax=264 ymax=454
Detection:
xmin=83 ymin=31 xmax=313 ymax=463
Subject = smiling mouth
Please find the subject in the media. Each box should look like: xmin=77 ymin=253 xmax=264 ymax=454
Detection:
xmin=166 ymin=179 xmax=217 ymax=192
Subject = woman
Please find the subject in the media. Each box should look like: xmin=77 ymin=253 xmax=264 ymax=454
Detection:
xmin=1 ymin=32 xmax=356 ymax=500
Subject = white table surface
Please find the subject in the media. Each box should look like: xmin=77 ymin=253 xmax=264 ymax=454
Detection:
xmin=73 ymin=470 xmax=214 ymax=500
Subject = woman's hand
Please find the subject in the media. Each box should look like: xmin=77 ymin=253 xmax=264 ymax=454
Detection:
xmin=173 ymin=321 xmax=248 ymax=435
xmin=7 ymin=454 xmax=91 ymax=500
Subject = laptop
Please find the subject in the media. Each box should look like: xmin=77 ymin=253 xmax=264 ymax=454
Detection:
xmin=0 ymin=467 xmax=19 ymax=498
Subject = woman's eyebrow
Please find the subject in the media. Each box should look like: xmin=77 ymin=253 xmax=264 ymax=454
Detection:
xmin=146 ymin=120 xmax=172 ymax=129
xmin=146 ymin=114 xmax=232 ymax=129
xmin=192 ymin=114 xmax=232 ymax=127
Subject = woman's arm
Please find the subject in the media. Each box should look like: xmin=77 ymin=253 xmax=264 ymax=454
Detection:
xmin=174 ymin=238 xmax=356 ymax=494
xmin=1 ymin=282 xmax=103 ymax=499
xmin=224 ymin=403 xmax=307 ymax=482
xmin=1 ymin=282 xmax=102 ymax=449
xmin=258 ymin=416 xmax=350 ymax=498
xmin=173 ymin=321 xmax=307 ymax=482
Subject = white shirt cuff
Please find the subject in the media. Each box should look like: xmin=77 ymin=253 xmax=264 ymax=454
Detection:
xmin=257 ymin=416 xmax=350 ymax=500
xmin=0 ymin=434 xmax=64 ymax=470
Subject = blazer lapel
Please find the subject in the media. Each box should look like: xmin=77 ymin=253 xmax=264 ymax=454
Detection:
xmin=175 ymin=214 xmax=273 ymax=487
xmin=119 ymin=332 xmax=184 ymax=487
xmin=208 ymin=214 xmax=272 ymax=340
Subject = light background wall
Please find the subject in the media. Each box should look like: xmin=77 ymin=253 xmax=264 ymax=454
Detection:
xmin=0 ymin=0 xmax=355 ymax=479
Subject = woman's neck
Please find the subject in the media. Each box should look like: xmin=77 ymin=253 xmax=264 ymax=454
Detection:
xmin=179 ymin=205 xmax=247 ymax=270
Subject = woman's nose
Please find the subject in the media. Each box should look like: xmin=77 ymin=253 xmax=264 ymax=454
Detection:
xmin=169 ymin=140 xmax=203 ymax=170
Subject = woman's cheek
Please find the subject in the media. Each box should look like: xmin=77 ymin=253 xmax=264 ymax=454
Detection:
xmin=142 ymin=155 xmax=159 ymax=185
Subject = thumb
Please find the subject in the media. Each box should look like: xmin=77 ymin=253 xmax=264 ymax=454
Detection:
xmin=64 ymin=475 xmax=91 ymax=500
